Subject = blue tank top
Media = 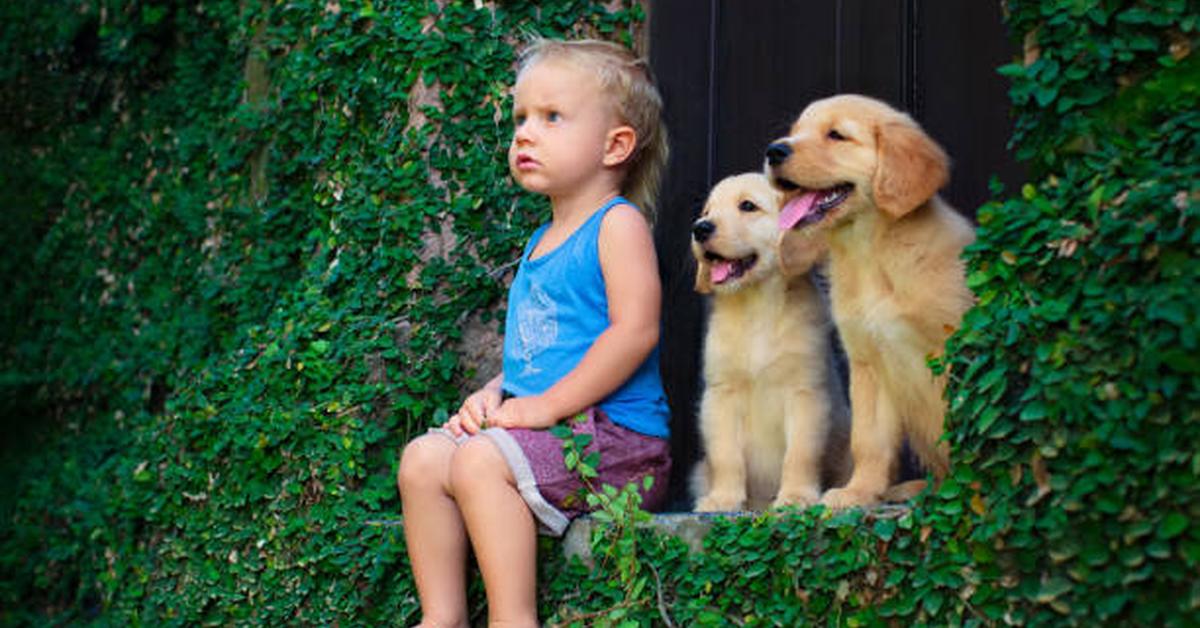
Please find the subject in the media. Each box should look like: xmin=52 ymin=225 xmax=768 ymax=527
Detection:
xmin=501 ymin=196 xmax=670 ymax=438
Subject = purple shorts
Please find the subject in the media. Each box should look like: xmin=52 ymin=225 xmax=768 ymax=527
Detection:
xmin=433 ymin=408 xmax=671 ymax=536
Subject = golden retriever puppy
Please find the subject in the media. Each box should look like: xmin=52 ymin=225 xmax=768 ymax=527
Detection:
xmin=765 ymin=94 xmax=975 ymax=509
xmin=691 ymin=173 xmax=849 ymax=511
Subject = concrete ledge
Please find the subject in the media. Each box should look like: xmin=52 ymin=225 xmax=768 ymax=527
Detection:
xmin=561 ymin=512 xmax=740 ymax=564
xmin=561 ymin=504 xmax=913 ymax=565
xmin=369 ymin=504 xmax=914 ymax=567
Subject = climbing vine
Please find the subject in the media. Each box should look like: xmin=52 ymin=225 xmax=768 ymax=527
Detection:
xmin=2 ymin=0 xmax=1197 ymax=625
xmin=0 ymin=1 xmax=644 ymax=624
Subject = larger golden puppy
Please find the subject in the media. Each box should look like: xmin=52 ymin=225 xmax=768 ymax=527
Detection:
xmin=691 ymin=173 xmax=849 ymax=511
xmin=765 ymin=94 xmax=975 ymax=509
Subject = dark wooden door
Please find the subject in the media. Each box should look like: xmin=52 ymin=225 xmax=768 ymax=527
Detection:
xmin=649 ymin=0 xmax=1022 ymax=508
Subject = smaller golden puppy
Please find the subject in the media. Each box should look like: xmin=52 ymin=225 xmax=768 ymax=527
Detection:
xmin=691 ymin=173 xmax=849 ymax=511
xmin=765 ymin=94 xmax=976 ymax=509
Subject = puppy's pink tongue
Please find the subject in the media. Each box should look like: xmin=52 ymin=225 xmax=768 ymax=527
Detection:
xmin=711 ymin=260 xmax=734 ymax=284
xmin=779 ymin=191 xmax=819 ymax=230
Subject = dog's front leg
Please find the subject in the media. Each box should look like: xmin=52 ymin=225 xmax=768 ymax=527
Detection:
xmin=773 ymin=389 xmax=829 ymax=508
xmin=695 ymin=384 xmax=748 ymax=512
xmin=821 ymin=363 xmax=899 ymax=509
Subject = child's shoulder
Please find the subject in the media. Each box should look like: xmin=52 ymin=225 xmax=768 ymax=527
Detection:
xmin=598 ymin=201 xmax=651 ymax=235
xmin=597 ymin=201 xmax=656 ymax=264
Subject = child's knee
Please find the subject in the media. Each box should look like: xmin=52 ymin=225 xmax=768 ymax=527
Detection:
xmin=397 ymin=434 xmax=454 ymax=492
xmin=448 ymin=436 xmax=508 ymax=493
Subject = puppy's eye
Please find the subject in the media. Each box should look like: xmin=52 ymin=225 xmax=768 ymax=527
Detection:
xmin=827 ymin=129 xmax=847 ymax=141
xmin=738 ymin=200 xmax=758 ymax=212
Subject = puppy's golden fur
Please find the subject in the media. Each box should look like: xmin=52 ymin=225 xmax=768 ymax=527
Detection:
xmin=767 ymin=95 xmax=975 ymax=509
xmin=691 ymin=173 xmax=849 ymax=511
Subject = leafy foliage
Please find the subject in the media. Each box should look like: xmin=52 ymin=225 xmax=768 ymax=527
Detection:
xmin=0 ymin=1 xmax=643 ymax=624
xmin=546 ymin=415 xmax=658 ymax=626
xmin=3 ymin=0 xmax=1198 ymax=625
xmin=941 ymin=0 xmax=1200 ymax=622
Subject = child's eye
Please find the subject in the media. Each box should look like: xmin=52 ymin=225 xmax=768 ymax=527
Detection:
xmin=513 ymin=114 xmax=526 ymax=126
xmin=547 ymin=111 xmax=561 ymax=123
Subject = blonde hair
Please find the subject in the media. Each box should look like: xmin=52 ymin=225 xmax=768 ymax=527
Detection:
xmin=516 ymin=37 xmax=669 ymax=220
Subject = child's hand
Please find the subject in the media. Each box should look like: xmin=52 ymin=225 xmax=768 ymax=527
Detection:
xmin=489 ymin=395 xmax=558 ymax=430
xmin=446 ymin=386 xmax=502 ymax=437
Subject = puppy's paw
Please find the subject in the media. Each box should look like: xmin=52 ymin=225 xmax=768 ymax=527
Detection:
xmin=772 ymin=486 xmax=821 ymax=509
xmin=694 ymin=490 xmax=746 ymax=512
xmin=819 ymin=486 xmax=880 ymax=510
xmin=880 ymin=479 xmax=928 ymax=503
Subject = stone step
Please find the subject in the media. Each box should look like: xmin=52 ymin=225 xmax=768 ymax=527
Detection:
xmin=369 ymin=504 xmax=912 ymax=566
xmin=561 ymin=504 xmax=913 ymax=564
xmin=370 ymin=504 xmax=914 ymax=567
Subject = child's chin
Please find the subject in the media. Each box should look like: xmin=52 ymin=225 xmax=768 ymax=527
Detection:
xmin=514 ymin=178 xmax=552 ymax=195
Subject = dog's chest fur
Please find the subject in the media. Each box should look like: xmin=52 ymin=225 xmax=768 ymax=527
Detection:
xmin=827 ymin=250 xmax=911 ymax=359
xmin=826 ymin=201 xmax=972 ymax=363
xmin=704 ymin=275 xmax=825 ymax=392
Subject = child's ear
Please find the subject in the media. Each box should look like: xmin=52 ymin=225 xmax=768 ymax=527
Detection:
xmin=602 ymin=125 xmax=637 ymax=167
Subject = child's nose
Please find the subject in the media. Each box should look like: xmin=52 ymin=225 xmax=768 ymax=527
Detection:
xmin=513 ymin=123 xmax=534 ymax=144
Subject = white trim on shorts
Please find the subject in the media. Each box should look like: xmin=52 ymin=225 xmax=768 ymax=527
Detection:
xmin=428 ymin=427 xmax=572 ymax=536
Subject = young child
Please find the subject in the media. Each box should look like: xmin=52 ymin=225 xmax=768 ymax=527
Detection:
xmin=396 ymin=38 xmax=672 ymax=627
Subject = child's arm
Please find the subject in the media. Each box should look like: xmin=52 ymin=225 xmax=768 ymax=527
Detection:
xmin=490 ymin=204 xmax=661 ymax=429
xmin=445 ymin=373 xmax=503 ymax=436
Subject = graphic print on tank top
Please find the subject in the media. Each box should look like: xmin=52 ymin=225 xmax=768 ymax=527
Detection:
xmin=515 ymin=283 xmax=557 ymax=375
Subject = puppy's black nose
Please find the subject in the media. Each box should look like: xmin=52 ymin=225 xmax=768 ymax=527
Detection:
xmin=765 ymin=142 xmax=792 ymax=166
xmin=692 ymin=219 xmax=715 ymax=243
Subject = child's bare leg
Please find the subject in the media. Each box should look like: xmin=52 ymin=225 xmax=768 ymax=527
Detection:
xmin=450 ymin=437 xmax=539 ymax=628
xmin=398 ymin=434 xmax=470 ymax=628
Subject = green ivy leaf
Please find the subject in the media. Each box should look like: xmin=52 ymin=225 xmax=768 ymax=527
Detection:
xmin=1157 ymin=512 xmax=1188 ymax=539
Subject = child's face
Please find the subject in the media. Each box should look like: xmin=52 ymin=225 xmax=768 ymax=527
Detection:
xmin=508 ymin=58 xmax=620 ymax=199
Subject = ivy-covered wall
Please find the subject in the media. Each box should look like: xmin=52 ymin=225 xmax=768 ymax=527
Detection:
xmin=0 ymin=1 xmax=644 ymax=624
xmin=2 ymin=0 xmax=1197 ymax=626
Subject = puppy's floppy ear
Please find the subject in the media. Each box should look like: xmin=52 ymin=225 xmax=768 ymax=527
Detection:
xmin=694 ymin=252 xmax=713 ymax=294
xmin=778 ymin=228 xmax=829 ymax=277
xmin=871 ymin=119 xmax=949 ymax=218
